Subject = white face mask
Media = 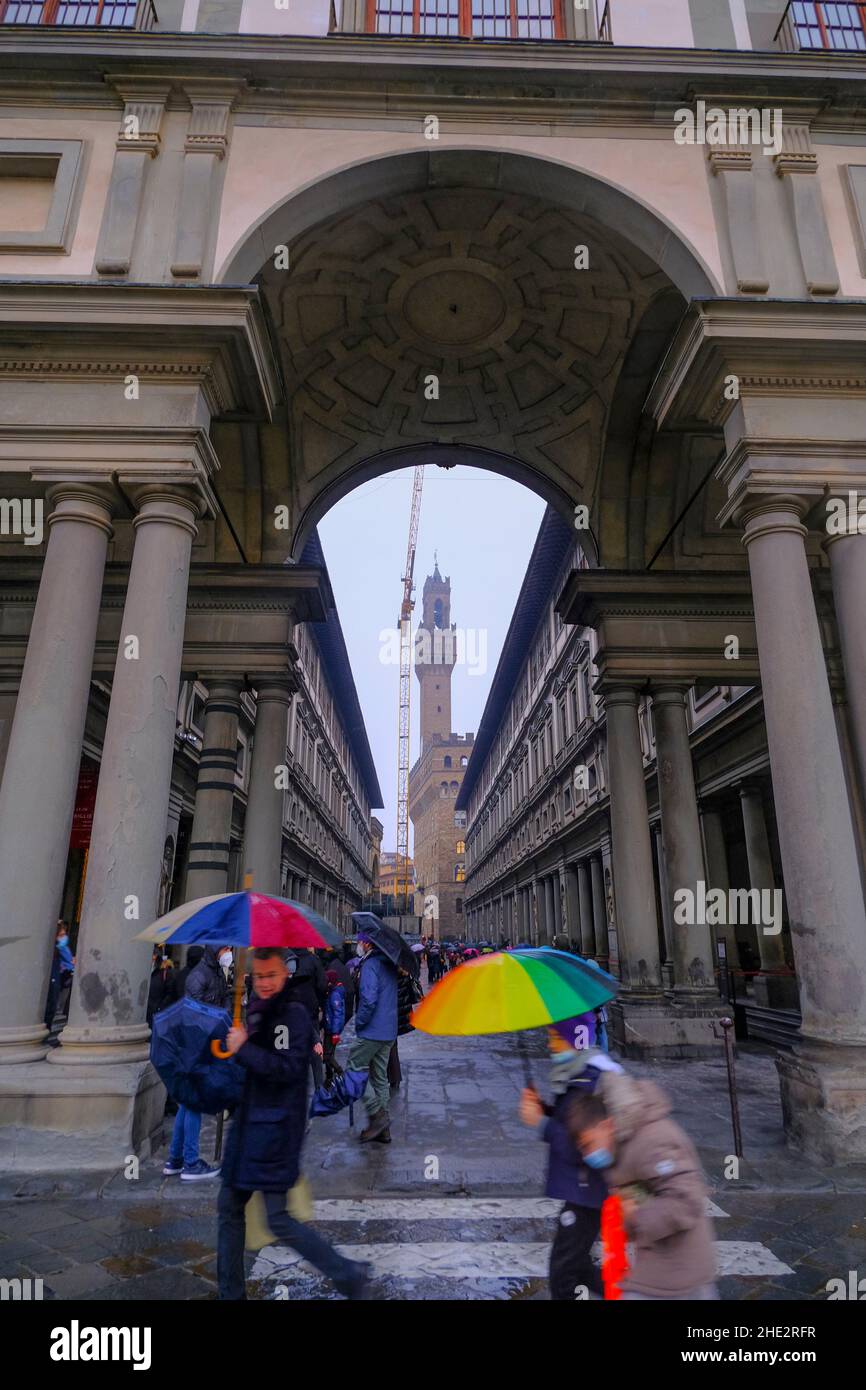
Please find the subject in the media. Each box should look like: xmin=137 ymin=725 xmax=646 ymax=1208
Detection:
xmin=219 ymin=951 xmax=232 ymax=969
xmin=356 ymin=943 xmax=367 ymax=957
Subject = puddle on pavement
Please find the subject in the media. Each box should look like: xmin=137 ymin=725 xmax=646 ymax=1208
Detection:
xmin=100 ymin=1255 xmax=158 ymax=1278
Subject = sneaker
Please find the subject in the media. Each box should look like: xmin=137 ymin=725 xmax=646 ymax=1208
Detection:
xmin=180 ymin=1159 xmax=221 ymax=1181
xmin=162 ymin=1158 xmax=183 ymax=1176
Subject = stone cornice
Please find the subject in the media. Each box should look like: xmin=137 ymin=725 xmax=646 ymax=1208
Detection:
xmin=0 ymin=283 xmax=281 ymax=420
xmin=646 ymin=298 xmax=866 ymax=431
xmin=0 ymin=38 xmax=864 ymax=132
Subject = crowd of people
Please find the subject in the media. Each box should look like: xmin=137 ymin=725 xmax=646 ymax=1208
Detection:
xmin=142 ymin=927 xmax=714 ymax=1302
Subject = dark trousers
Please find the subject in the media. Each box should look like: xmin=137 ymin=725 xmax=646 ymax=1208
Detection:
xmin=217 ymin=1183 xmax=357 ymax=1299
xmin=548 ymin=1202 xmax=603 ymax=1301
xmin=387 ymin=1039 xmax=401 ymax=1087
xmin=323 ymin=1034 xmax=341 ymax=1087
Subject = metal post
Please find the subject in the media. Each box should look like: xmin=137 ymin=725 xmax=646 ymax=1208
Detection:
xmin=718 ymin=1016 xmax=743 ymax=1158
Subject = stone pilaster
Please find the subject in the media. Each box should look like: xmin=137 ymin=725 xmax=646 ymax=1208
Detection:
xmin=95 ymin=82 xmax=168 ymax=277
xmin=172 ymin=81 xmax=243 ymax=280
xmin=0 ymin=484 xmax=114 ymax=1063
xmin=773 ymin=125 xmax=839 ymax=296
xmin=738 ymin=782 xmax=797 ymax=1008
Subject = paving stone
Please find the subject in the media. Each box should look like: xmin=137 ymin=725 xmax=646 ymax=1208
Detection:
xmin=0 ymin=1204 xmax=84 ymax=1237
xmin=78 ymin=1267 xmax=213 ymax=1301
xmin=43 ymin=1262 xmax=119 ymax=1299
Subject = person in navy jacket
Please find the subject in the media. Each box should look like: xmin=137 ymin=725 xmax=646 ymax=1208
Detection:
xmin=519 ymin=1014 xmax=623 ymax=1300
xmin=217 ymin=947 xmax=370 ymax=1300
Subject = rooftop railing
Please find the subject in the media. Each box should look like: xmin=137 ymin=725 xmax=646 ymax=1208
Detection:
xmin=0 ymin=0 xmax=156 ymax=28
xmin=775 ymin=1 xmax=866 ymax=51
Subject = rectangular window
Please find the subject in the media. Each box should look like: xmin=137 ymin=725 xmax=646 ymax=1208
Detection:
xmin=787 ymin=2 xmax=866 ymax=49
xmin=1 ymin=0 xmax=145 ymax=23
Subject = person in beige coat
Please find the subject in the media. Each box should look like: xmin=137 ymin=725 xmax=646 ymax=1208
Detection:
xmin=565 ymin=1073 xmax=718 ymax=1300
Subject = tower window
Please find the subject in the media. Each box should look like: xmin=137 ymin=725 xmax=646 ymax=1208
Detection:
xmin=437 ymin=706 xmax=441 ymax=713
xmin=434 ymin=599 xmax=443 ymax=627
xmin=443 ymin=755 xmax=451 ymax=768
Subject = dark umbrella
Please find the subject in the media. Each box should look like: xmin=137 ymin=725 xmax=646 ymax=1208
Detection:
xmin=351 ymin=912 xmax=419 ymax=976
xmin=309 ymin=1068 xmax=369 ymax=1118
xmin=150 ymin=997 xmax=245 ymax=1114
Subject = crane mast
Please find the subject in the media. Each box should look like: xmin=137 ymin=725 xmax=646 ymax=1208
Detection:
xmin=396 ymin=466 xmax=424 ymax=915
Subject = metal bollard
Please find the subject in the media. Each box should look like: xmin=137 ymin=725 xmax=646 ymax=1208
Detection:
xmin=716 ymin=1016 xmax=743 ymax=1158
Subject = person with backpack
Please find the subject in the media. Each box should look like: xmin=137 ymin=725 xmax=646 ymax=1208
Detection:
xmin=518 ymin=1014 xmax=623 ymax=1300
xmin=163 ymin=943 xmax=230 ymax=1182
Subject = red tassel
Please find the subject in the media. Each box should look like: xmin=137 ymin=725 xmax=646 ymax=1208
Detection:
xmin=600 ymin=1193 xmax=629 ymax=1300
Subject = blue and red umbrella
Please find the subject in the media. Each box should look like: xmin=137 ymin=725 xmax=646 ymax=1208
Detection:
xmin=138 ymin=890 xmax=342 ymax=1058
xmin=137 ymin=891 xmax=342 ymax=951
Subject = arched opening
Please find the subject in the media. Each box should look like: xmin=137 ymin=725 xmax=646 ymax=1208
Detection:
xmin=211 ymin=149 xmax=719 ymax=573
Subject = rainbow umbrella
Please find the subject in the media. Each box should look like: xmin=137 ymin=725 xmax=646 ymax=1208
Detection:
xmin=412 ymin=947 xmax=617 ymax=1036
xmin=137 ymin=891 xmax=342 ymax=1057
xmin=412 ymin=947 xmax=618 ymax=1082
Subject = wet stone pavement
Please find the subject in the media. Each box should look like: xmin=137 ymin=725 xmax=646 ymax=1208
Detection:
xmin=1 ymin=1021 xmax=865 ymax=1302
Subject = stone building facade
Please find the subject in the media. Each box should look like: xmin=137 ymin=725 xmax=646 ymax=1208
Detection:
xmin=1 ymin=0 xmax=866 ymax=1167
xmin=409 ymin=566 xmax=473 ymax=939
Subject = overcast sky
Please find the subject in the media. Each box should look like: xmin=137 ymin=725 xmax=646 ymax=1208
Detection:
xmin=318 ymin=465 xmax=545 ymax=854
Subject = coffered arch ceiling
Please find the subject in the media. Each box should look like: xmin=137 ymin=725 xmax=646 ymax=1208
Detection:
xmin=258 ymin=183 xmax=680 ymax=559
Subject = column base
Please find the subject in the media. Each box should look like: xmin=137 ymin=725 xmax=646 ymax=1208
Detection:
xmin=47 ymin=1023 xmax=151 ymax=1065
xmin=0 ymin=1059 xmax=166 ymax=1174
xmin=611 ymin=995 xmax=727 ymax=1060
xmin=777 ymin=1042 xmax=866 ymax=1164
xmin=0 ymin=1024 xmax=49 ymax=1064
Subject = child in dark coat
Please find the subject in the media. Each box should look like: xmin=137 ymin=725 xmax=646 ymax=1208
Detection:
xmin=519 ymin=1014 xmax=623 ymax=1300
xmin=323 ymin=968 xmax=346 ymax=1086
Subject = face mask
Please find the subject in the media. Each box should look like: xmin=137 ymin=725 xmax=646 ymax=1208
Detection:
xmin=583 ymin=1147 xmax=614 ymax=1170
xmin=219 ymin=951 xmax=232 ymax=969
xmin=551 ymin=1049 xmax=577 ymax=1064
xmin=356 ymin=943 xmax=367 ymax=957
xmin=58 ymin=935 xmax=68 ymax=947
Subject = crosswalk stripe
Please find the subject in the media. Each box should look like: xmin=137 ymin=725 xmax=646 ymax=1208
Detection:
xmin=309 ymin=1197 xmax=729 ymax=1221
xmin=252 ymin=1239 xmax=792 ymax=1282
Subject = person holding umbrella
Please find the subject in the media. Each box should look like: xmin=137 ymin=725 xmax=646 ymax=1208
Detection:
xmin=218 ymin=947 xmax=370 ymax=1300
xmin=519 ymin=1015 xmax=623 ymax=1300
xmin=346 ymin=913 xmax=408 ymax=1144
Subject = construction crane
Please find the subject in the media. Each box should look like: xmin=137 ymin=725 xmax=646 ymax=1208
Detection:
xmin=396 ymin=465 xmax=424 ymax=916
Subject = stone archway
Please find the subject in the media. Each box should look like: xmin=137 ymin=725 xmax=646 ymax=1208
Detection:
xmin=213 ymin=150 xmax=719 ymax=567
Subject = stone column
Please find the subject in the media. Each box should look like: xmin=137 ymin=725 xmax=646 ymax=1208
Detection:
xmin=653 ymin=826 xmax=674 ymax=969
xmin=0 ymin=678 xmax=18 ymax=786
xmin=577 ymin=860 xmax=594 ymax=956
xmin=590 ymin=857 xmax=607 ymax=961
xmin=551 ymin=873 xmax=563 ymax=938
xmin=651 ymin=686 xmax=716 ymax=997
xmin=743 ymin=498 xmax=866 ymax=1042
xmin=183 ymin=678 xmax=243 ymax=901
xmin=565 ymin=866 xmax=580 ymax=948
xmin=743 ymin=497 xmax=866 ymax=1161
xmin=603 ymin=686 xmax=662 ymax=994
xmin=242 ymin=677 xmax=293 ymax=896
xmin=739 ymin=783 xmax=797 ymax=1008
xmin=0 ymin=485 xmax=113 ymax=1063
xmin=826 ymin=528 xmax=866 ymax=813
xmin=701 ymin=806 xmax=738 ymax=982
xmin=51 ymin=486 xmax=200 ymax=1066
xmin=543 ymin=877 xmax=555 ymax=945
xmin=533 ymin=876 xmax=544 ymax=944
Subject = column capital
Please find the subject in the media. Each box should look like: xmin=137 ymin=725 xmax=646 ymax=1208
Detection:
xmin=128 ymin=482 xmax=204 ymax=537
xmin=599 ymin=681 xmax=645 ymax=708
xmin=650 ymin=683 xmax=691 ymax=707
xmin=740 ymin=495 xmax=810 ymax=548
xmin=46 ymin=481 xmax=116 ymax=539
xmin=248 ymin=673 xmax=297 ymax=702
